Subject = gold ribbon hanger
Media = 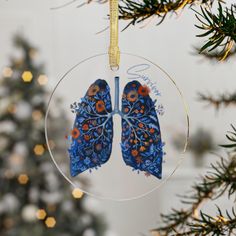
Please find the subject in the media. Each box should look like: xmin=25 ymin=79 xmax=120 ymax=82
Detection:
xmin=109 ymin=0 xmax=120 ymax=70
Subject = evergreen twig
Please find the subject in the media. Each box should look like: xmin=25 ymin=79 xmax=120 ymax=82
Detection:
xmin=151 ymin=126 xmax=236 ymax=235
xmin=199 ymin=92 xmax=236 ymax=109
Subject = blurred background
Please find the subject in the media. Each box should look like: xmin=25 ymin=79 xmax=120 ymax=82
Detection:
xmin=0 ymin=0 xmax=236 ymax=235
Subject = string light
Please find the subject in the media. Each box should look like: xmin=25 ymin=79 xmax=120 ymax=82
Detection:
xmin=22 ymin=71 xmax=33 ymax=82
xmin=45 ymin=217 xmax=56 ymax=228
xmin=72 ymin=188 xmax=84 ymax=199
xmin=18 ymin=174 xmax=29 ymax=184
xmin=33 ymin=144 xmax=45 ymax=156
xmin=2 ymin=67 xmax=13 ymax=77
xmin=36 ymin=209 xmax=47 ymax=220
xmin=37 ymin=75 xmax=48 ymax=85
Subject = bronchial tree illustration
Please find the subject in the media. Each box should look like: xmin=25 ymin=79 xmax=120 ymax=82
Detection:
xmin=69 ymin=77 xmax=164 ymax=179
xmin=0 ymin=35 xmax=106 ymax=236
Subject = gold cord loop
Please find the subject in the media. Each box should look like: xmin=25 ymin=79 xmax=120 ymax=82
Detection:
xmin=109 ymin=0 xmax=120 ymax=69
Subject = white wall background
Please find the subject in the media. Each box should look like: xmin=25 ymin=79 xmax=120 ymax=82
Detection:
xmin=0 ymin=0 xmax=236 ymax=235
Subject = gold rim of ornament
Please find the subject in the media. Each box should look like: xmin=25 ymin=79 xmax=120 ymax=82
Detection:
xmin=45 ymin=52 xmax=190 ymax=201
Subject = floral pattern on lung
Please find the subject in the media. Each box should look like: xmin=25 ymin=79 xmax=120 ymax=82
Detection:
xmin=68 ymin=78 xmax=164 ymax=179
xmin=121 ymin=81 xmax=164 ymax=179
xmin=68 ymin=79 xmax=113 ymax=177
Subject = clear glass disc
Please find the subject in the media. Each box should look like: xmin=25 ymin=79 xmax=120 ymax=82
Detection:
xmin=45 ymin=53 xmax=189 ymax=201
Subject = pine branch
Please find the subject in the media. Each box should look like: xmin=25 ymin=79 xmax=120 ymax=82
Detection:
xmin=189 ymin=207 xmax=236 ymax=235
xmin=199 ymin=92 xmax=236 ymax=109
xmin=151 ymin=126 xmax=236 ymax=235
xmin=118 ymin=0 xmax=215 ymax=26
xmin=193 ymin=46 xmax=236 ymax=61
xmin=221 ymin=125 xmax=236 ymax=150
xmin=195 ymin=3 xmax=236 ymax=61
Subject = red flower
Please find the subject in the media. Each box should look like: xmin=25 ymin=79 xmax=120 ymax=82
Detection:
xmin=71 ymin=128 xmax=80 ymax=139
xmin=82 ymin=124 xmax=89 ymax=131
xmin=95 ymin=100 xmax=105 ymax=113
xmin=138 ymin=85 xmax=150 ymax=96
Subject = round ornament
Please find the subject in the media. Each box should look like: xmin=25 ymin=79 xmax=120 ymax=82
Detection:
xmin=45 ymin=52 xmax=189 ymax=200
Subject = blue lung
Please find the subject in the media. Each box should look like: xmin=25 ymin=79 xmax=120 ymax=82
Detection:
xmin=121 ymin=80 xmax=164 ymax=179
xmin=68 ymin=79 xmax=113 ymax=177
xmin=68 ymin=78 xmax=164 ymax=179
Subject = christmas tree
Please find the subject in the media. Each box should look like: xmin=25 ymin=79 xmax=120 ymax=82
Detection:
xmin=0 ymin=35 xmax=106 ymax=236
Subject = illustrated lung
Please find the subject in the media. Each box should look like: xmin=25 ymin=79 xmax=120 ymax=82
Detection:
xmin=68 ymin=79 xmax=113 ymax=177
xmin=121 ymin=80 xmax=164 ymax=179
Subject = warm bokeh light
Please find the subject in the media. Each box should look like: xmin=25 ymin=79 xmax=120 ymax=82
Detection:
xmin=22 ymin=71 xmax=33 ymax=82
xmin=37 ymin=74 xmax=48 ymax=85
xmin=2 ymin=67 xmax=13 ymax=77
xmin=45 ymin=217 xmax=56 ymax=228
xmin=7 ymin=104 xmax=17 ymax=114
xmin=32 ymin=110 xmax=43 ymax=121
xmin=72 ymin=188 xmax=84 ymax=199
xmin=36 ymin=209 xmax=47 ymax=220
xmin=18 ymin=174 xmax=29 ymax=185
xmin=33 ymin=144 xmax=45 ymax=156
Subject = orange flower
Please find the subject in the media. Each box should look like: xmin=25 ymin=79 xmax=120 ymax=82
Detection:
xmin=131 ymin=149 xmax=139 ymax=157
xmin=127 ymin=90 xmax=138 ymax=102
xmin=95 ymin=143 xmax=102 ymax=151
xmin=95 ymin=100 xmax=105 ymax=113
xmin=87 ymin=84 xmax=100 ymax=96
xmin=124 ymin=107 xmax=129 ymax=113
xmin=139 ymin=146 xmax=146 ymax=152
xmin=82 ymin=124 xmax=89 ymax=131
xmin=135 ymin=156 xmax=143 ymax=164
xmin=71 ymin=128 xmax=80 ymax=139
xmin=84 ymin=134 xmax=90 ymax=141
xmin=150 ymin=128 xmax=155 ymax=134
xmin=138 ymin=123 xmax=144 ymax=128
xmin=138 ymin=85 xmax=150 ymax=96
